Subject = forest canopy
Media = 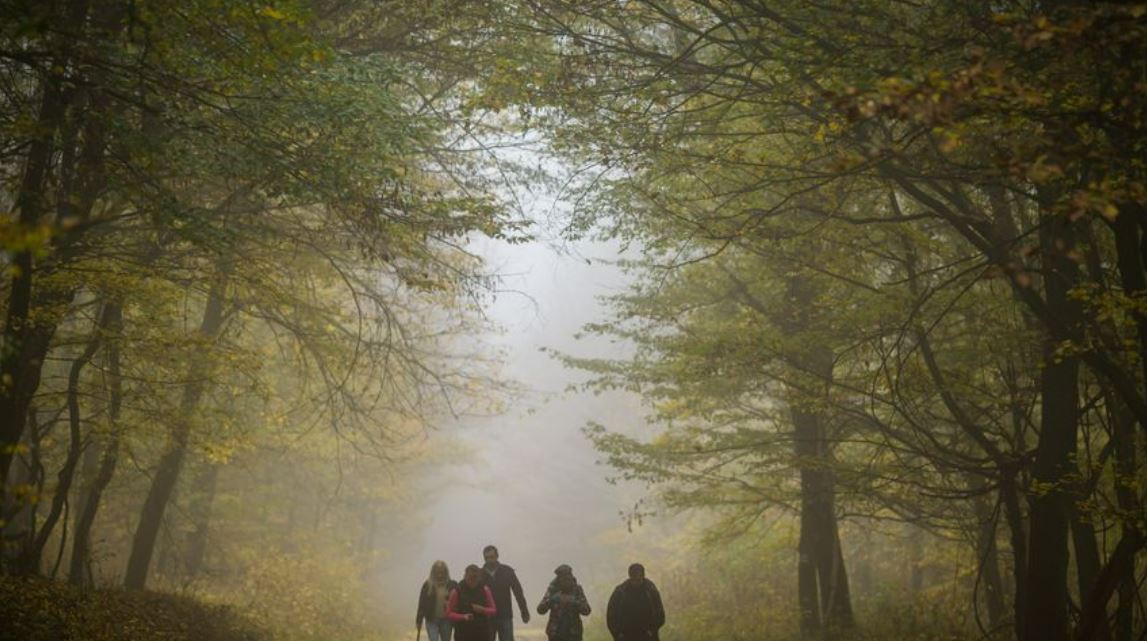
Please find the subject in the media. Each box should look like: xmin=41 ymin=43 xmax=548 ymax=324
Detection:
xmin=2 ymin=2 xmax=1146 ymax=641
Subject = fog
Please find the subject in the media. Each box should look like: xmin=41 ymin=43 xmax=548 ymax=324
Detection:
xmin=372 ymin=232 xmax=672 ymax=636
xmin=12 ymin=5 xmax=1143 ymax=641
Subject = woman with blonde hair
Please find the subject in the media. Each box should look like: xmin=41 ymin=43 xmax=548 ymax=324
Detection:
xmin=417 ymin=560 xmax=458 ymax=641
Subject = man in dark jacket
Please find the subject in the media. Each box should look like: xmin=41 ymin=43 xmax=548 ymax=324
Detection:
xmin=482 ymin=544 xmax=530 ymax=641
xmin=606 ymin=563 xmax=665 ymax=641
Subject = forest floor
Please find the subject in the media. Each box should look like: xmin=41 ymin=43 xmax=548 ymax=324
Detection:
xmin=0 ymin=576 xmax=267 ymax=641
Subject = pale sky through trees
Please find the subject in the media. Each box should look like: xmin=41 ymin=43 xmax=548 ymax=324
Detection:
xmin=374 ymin=232 xmax=669 ymax=635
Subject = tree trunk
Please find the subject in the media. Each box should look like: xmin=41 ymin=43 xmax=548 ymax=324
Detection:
xmin=1071 ymin=514 xmax=1110 ymax=641
xmin=183 ymin=463 xmax=220 ymax=580
xmin=16 ymin=304 xmax=112 ymax=574
xmin=68 ymin=420 xmax=101 ymax=577
xmin=0 ymin=0 xmax=92 ymax=494
xmin=1 ymin=1 xmax=123 ymax=532
xmin=70 ymin=427 xmax=103 ymax=559
xmin=1075 ymin=532 xmax=1145 ymax=641
xmin=795 ymin=412 xmax=825 ymax=636
xmin=67 ymin=434 xmax=119 ymax=586
xmin=1022 ymin=211 xmax=1083 ymax=641
xmin=2 ymin=425 xmax=43 ymax=572
xmin=824 ymin=523 xmax=853 ymax=630
xmin=1107 ymin=203 xmax=1147 ymax=641
xmin=1070 ymin=417 xmax=1113 ymax=641
xmin=68 ymin=302 xmax=123 ymax=586
xmin=1109 ymin=396 xmax=1139 ymax=641
xmin=123 ymin=276 xmax=227 ymax=590
xmin=775 ymin=268 xmax=854 ymax=636
xmin=972 ymin=493 xmax=1007 ymax=634
xmin=794 ymin=401 xmax=854 ymax=635
xmin=1112 ymin=181 xmax=1147 ymax=392
xmin=1000 ymin=472 xmax=1028 ymax=640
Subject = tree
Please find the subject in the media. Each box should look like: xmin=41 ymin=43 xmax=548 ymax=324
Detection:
xmin=1 ymin=0 xmax=518 ymax=590
xmin=513 ymin=2 xmax=1147 ymax=639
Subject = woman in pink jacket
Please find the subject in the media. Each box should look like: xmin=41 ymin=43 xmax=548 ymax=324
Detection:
xmin=447 ymin=564 xmax=497 ymax=641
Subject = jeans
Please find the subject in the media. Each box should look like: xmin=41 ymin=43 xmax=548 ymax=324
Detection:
xmin=490 ymin=617 xmax=514 ymax=641
xmin=426 ymin=618 xmax=452 ymax=641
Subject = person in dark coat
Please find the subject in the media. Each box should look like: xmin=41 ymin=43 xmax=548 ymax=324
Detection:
xmin=418 ymin=561 xmax=459 ymax=641
xmin=605 ymin=563 xmax=665 ymax=641
xmin=482 ymin=544 xmax=530 ymax=641
xmin=447 ymin=564 xmax=497 ymax=641
xmin=536 ymin=564 xmax=591 ymax=641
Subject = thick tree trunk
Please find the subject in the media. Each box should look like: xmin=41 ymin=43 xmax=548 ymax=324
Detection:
xmin=1112 ymin=179 xmax=1147 ymax=390
xmin=773 ymin=267 xmax=854 ymax=636
xmin=795 ymin=410 xmax=826 ymax=635
xmin=1107 ymin=203 xmax=1147 ymax=641
xmin=790 ymin=338 xmax=852 ymax=633
xmin=1021 ymin=212 xmax=1082 ymax=641
xmin=1070 ymin=514 xmax=1110 ymax=641
xmin=123 ymin=276 xmax=227 ymax=590
xmin=1113 ymin=585 xmax=1132 ymax=641
xmin=793 ymin=402 xmax=853 ymax=635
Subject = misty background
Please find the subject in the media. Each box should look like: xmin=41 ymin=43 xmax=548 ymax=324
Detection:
xmin=371 ymin=230 xmax=675 ymax=637
xmin=6 ymin=4 xmax=1142 ymax=641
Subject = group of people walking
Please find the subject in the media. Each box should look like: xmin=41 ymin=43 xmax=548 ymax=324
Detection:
xmin=416 ymin=545 xmax=665 ymax=641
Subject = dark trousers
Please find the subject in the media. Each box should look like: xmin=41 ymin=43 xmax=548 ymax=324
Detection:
xmin=489 ymin=617 xmax=514 ymax=641
xmin=454 ymin=620 xmax=488 ymax=641
xmin=613 ymin=631 xmax=657 ymax=641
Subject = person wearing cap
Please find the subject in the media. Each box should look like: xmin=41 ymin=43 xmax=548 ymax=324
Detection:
xmin=536 ymin=564 xmax=592 ymax=641
xmin=606 ymin=563 xmax=664 ymax=641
